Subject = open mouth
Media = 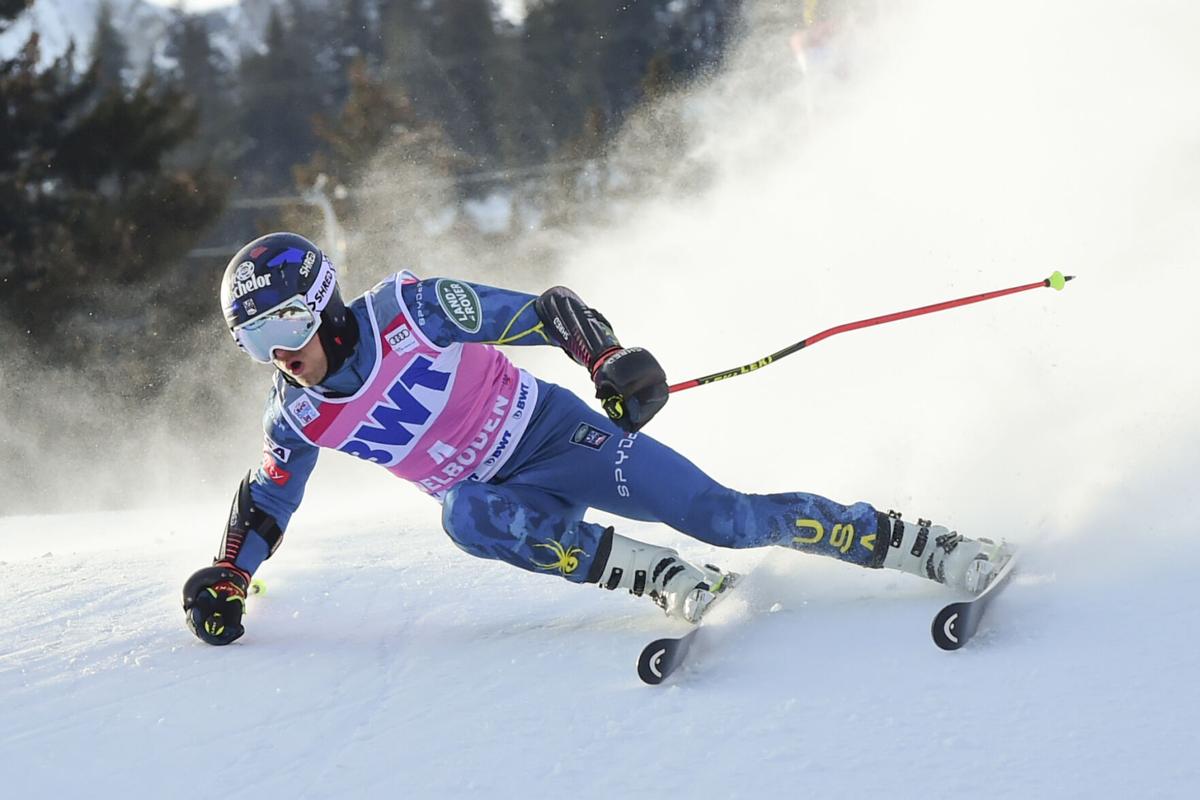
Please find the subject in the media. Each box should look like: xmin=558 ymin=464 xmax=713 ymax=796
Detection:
xmin=288 ymin=359 xmax=304 ymax=375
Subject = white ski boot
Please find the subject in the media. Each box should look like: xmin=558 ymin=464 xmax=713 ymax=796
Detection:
xmin=594 ymin=531 xmax=734 ymax=623
xmin=879 ymin=512 xmax=1013 ymax=594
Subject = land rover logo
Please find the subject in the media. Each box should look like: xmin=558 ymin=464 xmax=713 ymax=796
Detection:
xmin=235 ymin=261 xmax=256 ymax=281
xmin=436 ymin=280 xmax=481 ymax=333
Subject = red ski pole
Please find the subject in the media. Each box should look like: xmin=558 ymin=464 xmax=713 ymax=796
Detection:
xmin=668 ymin=271 xmax=1074 ymax=394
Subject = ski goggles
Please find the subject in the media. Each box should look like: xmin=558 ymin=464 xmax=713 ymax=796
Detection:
xmin=231 ymin=296 xmax=320 ymax=363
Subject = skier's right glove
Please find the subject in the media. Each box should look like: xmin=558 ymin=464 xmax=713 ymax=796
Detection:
xmin=592 ymin=346 xmax=669 ymax=433
xmin=535 ymin=285 xmax=670 ymax=432
xmin=182 ymin=563 xmax=250 ymax=646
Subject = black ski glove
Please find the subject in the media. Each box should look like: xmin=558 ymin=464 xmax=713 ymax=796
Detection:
xmin=182 ymin=564 xmax=250 ymax=646
xmin=592 ymin=347 xmax=669 ymax=433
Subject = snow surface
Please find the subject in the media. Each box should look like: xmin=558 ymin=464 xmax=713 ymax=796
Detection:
xmin=2 ymin=492 xmax=1197 ymax=797
xmin=4 ymin=1 xmax=1200 ymax=798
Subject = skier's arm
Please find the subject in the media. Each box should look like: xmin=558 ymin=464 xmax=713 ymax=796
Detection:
xmin=534 ymin=285 xmax=669 ymax=433
xmin=217 ymin=406 xmax=318 ymax=574
xmin=182 ymin=398 xmax=318 ymax=645
xmin=401 ymin=276 xmax=668 ymax=431
xmin=401 ymin=278 xmax=551 ymax=347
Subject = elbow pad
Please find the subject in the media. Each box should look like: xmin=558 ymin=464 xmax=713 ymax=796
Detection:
xmin=535 ymin=286 xmax=622 ymax=370
xmin=218 ymin=472 xmax=283 ymax=566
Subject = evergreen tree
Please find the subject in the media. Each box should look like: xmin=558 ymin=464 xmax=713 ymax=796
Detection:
xmin=286 ymin=0 xmax=343 ymax=105
xmin=379 ymin=0 xmax=439 ymax=117
xmin=522 ymin=0 xmax=740 ymax=158
xmin=661 ymin=0 xmax=742 ymax=78
xmin=487 ymin=19 xmax=543 ymax=168
xmin=283 ymin=56 xmax=463 ymax=255
xmin=0 ymin=25 xmax=225 ymax=367
xmin=596 ymin=0 xmax=664 ymax=123
xmin=522 ymin=0 xmax=607 ymax=150
xmin=170 ymin=10 xmax=220 ymax=111
xmin=236 ymin=6 xmax=322 ymax=191
xmin=1 ymin=37 xmax=85 ymax=309
xmin=338 ymin=0 xmax=380 ymax=69
xmin=90 ymin=1 xmax=128 ymax=91
xmin=166 ymin=9 xmax=236 ymax=167
xmin=425 ymin=0 xmax=501 ymax=165
xmin=301 ymin=57 xmax=456 ymax=188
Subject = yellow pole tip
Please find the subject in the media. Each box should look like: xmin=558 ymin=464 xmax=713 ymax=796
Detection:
xmin=1047 ymin=271 xmax=1069 ymax=291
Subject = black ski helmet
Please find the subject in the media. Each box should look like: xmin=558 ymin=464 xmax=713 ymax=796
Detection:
xmin=220 ymin=232 xmax=356 ymax=369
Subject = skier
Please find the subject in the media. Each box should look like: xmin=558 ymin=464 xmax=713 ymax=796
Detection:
xmin=183 ymin=232 xmax=1012 ymax=645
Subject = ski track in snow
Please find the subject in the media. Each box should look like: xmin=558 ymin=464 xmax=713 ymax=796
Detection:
xmin=2 ymin=502 xmax=1195 ymax=798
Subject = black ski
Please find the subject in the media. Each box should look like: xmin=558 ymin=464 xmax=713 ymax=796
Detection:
xmin=638 ymin=628 xmax=701 ymax=685
xmin=636 ymin=571 xmax=741 ymax=684
xmin=931 ymin=554 xmax=1019 ymax=650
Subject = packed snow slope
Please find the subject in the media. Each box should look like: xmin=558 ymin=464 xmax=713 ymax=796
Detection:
xmin=2 ymin=492 xmax=1197 ymax=798
xmin=3 ymin=1 xmax=1199 ymax=798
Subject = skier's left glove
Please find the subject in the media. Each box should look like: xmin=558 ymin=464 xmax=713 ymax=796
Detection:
xmin=592 ymin=347 xmax=669 ymax=433
xmin=182 ymin=563 xmax=250 ymax=646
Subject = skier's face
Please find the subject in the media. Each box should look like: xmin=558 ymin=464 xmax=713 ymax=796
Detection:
xmin=272 ymin=332 xmax=328 ymax=386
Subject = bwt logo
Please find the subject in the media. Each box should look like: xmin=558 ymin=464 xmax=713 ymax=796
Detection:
xmin=512 ymin=381 xmax=530 ymax=419
xmin=339 ymin=356 xmax=451 ymax=465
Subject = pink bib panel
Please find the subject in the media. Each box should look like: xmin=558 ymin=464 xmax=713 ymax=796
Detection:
xmin=279 ymin=275 xmax=537 ymax=499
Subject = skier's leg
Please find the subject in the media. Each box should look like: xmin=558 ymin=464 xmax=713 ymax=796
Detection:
xmin=584 ymin=434 xmax=1010 ymax=592
xmin=440 ymin=479 xmax=724 ymax=621
xmin=496 ymin=385 xmax=883 ymax=563
xmin=440 ymin=481 xmax=604 ymax=583
xmin=497 ymin=383 xmax=1008 ymax=593
xmin=584 ymin=431 xmax=886 ymax=565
